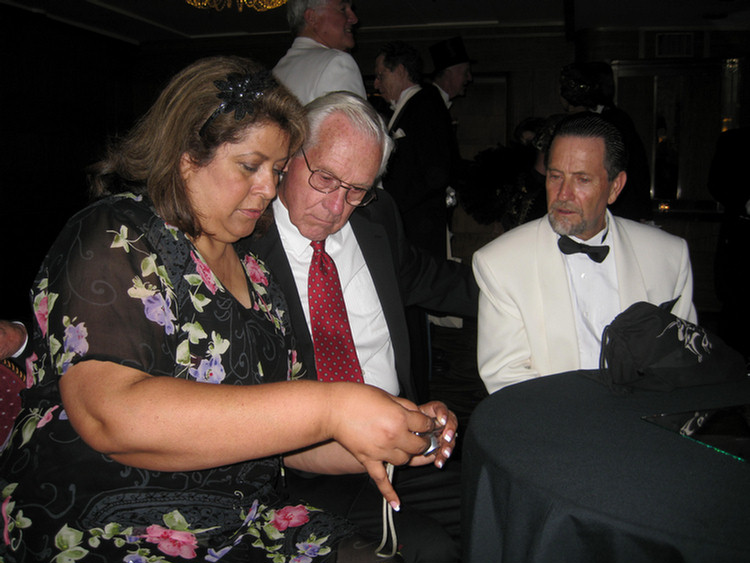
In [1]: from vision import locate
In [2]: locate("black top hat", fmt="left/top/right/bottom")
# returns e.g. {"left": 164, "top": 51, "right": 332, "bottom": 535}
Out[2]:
{"left": 429, "top": 36, "right": 474, "bottom": 74}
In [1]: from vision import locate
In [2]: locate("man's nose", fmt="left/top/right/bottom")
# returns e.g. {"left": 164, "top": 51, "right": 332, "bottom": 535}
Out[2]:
{"left": 347, "top": 6, "right": 358, "bottom": 24}
{"left": 555, "top": 178, "right": 574, "bottom": 201}
{"left": 323, "top": 187, "right": 348, "bottom": 215}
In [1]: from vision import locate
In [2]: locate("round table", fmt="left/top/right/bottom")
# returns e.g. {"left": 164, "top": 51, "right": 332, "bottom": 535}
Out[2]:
{"left": 461, "top": 371, "right": 750, "bottom": 562}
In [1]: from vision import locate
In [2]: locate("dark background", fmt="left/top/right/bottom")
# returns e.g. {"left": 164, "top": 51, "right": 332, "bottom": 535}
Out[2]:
{"left": 2, "top": 0, "right": 750, "bottom": 327}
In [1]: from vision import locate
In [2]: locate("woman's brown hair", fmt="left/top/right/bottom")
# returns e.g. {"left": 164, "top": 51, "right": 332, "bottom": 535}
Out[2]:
{"left": 89, "top": 56, "right": 307, "bottom": 237}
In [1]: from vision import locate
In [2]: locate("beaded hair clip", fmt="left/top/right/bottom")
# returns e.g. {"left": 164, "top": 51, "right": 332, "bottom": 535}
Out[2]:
{"left": 199, "top": 69, "right": 278, "bottom": 137}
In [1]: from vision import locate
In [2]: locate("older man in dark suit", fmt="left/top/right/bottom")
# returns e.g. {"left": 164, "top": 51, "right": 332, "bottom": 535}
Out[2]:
{"left": 246, "top": 92, "right": 474, "bottom": 563}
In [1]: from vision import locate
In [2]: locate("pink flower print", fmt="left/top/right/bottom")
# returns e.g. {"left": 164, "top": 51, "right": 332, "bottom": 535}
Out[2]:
{"left": 2, "top": 496, "right": 12, "bottom": 546}
{"left": 271, "top": 505, "right": 310, "bottom": 532}
{"left": 243, "top": 255, "right": 269, "bottom": 286}
{"left": 35, "top": 294, "right": 50, "bottom": 337}
{"left": 25, "top": 353, "right": 37, "bottom": 389}
{"left": 37, "top": 405, "right": 59, "bottom": 428}
{"left": 191, "top": 251, "right": 218, "bottom": 294}
{"left": 143, "top": 525, "right": 198, "bottom": 559}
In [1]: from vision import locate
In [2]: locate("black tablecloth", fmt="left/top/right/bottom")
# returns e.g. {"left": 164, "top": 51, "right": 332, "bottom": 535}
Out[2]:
{"left": 461, "top": 371, "right": 750, "bottom": 562}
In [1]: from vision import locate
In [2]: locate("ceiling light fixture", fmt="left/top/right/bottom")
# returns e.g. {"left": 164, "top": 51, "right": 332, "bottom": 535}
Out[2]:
{"left": 185, "top": 0, "right": 287, "bottom": 12}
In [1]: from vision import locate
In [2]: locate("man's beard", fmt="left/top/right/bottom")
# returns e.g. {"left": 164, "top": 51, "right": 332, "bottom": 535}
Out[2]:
{"left": 547, "top": 205, "right": 587, "bottom": 238}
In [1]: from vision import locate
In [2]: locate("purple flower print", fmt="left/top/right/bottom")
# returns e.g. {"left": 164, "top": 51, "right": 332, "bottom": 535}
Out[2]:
{"left": 63, "top": 321, "right": 89, "bottom": 357}
{"left": 296, "top": 541, "right": 323, "bottom": 557}
{"left": 142, "top": 293, "right": 176, "bottom": 335}
{"left": 242, "top": 499, "right": 260, "bottom": 527}
{"left": 206, "top": 545, "right": 232, "bottom": 562}
{"left": 189, "top": 355, "right": 226, "bottom": 384}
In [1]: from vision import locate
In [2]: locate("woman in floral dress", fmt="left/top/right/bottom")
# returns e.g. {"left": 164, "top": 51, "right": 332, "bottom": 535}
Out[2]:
{"left": 0, "top": 56, "right": 434, "bottom": 563}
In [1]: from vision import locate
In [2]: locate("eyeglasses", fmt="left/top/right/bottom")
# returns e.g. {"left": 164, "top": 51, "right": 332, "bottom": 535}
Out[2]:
{"left": 300, "top": 149, "right": 377, "bottom": 207}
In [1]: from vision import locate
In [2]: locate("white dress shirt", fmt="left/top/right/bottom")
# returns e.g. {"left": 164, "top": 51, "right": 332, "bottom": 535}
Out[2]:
{"left": 561, "top": 224, "right": 620, "bottom": 369}
{"left": 273, "top": 199, "right": 399, "bottom": 394}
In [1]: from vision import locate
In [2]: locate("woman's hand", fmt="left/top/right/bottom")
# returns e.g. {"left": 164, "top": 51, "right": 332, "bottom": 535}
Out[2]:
{"left": 397, "top": 399, "right": 458, "bottom": 469}
{"left": 325, "top": 383, "right": 437, "bottom": 509}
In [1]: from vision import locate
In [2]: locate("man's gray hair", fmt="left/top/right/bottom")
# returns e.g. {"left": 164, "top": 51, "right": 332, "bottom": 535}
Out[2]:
{"left": 286, "top": 0, "right": 328, "bottom": 35}
{"left": 304, "top": 92, "right": 394, "bottom": 179}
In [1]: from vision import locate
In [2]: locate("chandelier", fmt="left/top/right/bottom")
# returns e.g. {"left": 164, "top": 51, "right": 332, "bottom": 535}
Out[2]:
{"left": 185, "top": 0, "right": 287, "bottom": 12}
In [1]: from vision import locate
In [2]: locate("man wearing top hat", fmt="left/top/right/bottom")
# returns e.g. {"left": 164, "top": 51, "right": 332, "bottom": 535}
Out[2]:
{"left": 429, "top": 36, "right": 474, "bottom": 107}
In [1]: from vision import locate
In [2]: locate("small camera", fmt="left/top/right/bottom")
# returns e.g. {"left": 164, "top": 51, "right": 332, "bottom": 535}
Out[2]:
{"left": 414, "top": 419, "right": 444, "bottom": 456}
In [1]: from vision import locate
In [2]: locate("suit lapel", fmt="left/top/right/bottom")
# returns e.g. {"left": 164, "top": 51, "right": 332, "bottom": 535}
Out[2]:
{"left": 350, "top": 210, "right": 417, "bottom": 400}
{"left": 537, "top": 219, "right": 581, "bottom": 371}
{"left": 388, "top": 86, "right": 422, "bottom": 134}
{"left": 248, "top": 224, "right": 318, "bottom": 380}
{"left": 609, "top": 214, "right": 649, "bottom": 308}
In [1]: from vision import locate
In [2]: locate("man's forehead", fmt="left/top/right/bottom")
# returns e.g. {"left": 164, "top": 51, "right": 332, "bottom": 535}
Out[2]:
{"left": 551, "top": 135, "right": 605, "bottom": 157}
{"left": 308, "top": 115, "right": 381, "bottom": 180}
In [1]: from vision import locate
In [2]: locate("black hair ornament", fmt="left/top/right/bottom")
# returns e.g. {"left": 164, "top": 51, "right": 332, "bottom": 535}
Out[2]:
{"left": 199, "top": 70, "right": 278, "bottom": 137}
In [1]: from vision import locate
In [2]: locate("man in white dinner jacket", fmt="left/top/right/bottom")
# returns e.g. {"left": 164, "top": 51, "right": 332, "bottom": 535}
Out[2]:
{"left": 472, "top": 113, "right": 697, "bottom": 394}
{"left": 273, "top": 0, "right": 366, "bottom": 105}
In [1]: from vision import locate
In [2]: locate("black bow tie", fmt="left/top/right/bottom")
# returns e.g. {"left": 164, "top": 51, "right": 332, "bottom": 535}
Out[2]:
{"left": 557, "top": 235, "right": 610, "bottom": 263}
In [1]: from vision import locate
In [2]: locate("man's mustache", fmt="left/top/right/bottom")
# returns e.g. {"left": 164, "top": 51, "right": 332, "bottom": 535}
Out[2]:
{"left": 550, "top": 202, "right": 581, "bottom": 214}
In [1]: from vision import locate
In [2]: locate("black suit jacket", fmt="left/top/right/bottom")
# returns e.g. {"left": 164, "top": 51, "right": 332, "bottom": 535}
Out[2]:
{"left": 382, "top": 84, "right": 461, "bottom": 258}
{"left": 245, "top": 191, "right": 478, "bottom": 402}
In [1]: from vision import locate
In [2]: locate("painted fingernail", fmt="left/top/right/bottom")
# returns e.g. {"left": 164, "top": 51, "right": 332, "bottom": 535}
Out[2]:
{"left": 439, "top": 416, "right": 447, "bottom": 425}
{"left": 444, "top": 431, "right": 454, "bottom": 443}
{"left": 390, "top": 501, "right": 401, "bottom": 512}
{"left": 436, "top": 459, "right": 444, "bottom": 469}
{"left": 443, "top": 448, "right": 452, "bottom": 458}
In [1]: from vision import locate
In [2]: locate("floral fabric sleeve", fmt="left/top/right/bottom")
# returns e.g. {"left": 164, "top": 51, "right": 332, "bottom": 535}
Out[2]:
{"left": 29, "top": 195, "right": 184, "bottom": 384}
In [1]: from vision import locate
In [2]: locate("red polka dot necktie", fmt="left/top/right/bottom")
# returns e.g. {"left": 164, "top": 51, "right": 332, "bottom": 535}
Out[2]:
{"left": 308, "top": 240, "right": 363, "bottom": 383}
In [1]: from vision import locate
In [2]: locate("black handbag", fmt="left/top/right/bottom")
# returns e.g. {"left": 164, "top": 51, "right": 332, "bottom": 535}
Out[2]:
{"left": 594, "top": 299, "right": 747, "bottom": 392}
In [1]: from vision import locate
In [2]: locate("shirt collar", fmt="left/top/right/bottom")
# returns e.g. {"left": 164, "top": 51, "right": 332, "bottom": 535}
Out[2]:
{"left": 388, "top": 84, "right": 421, "bottom": 129}
{"left": 272, "top": 197, "right": 349, "bottom": 258}
{"left": 433, "top": 83, "right": 452, "bottom": 108}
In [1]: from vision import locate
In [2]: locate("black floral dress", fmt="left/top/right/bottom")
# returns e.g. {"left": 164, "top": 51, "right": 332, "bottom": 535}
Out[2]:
{"left": 0, "top": 193, "right": 354, "bottom": 563}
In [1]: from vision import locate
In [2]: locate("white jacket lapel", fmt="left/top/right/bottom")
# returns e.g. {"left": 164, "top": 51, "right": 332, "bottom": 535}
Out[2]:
{"left": 537, "top": 218, "right": 581, "bottom": 372}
